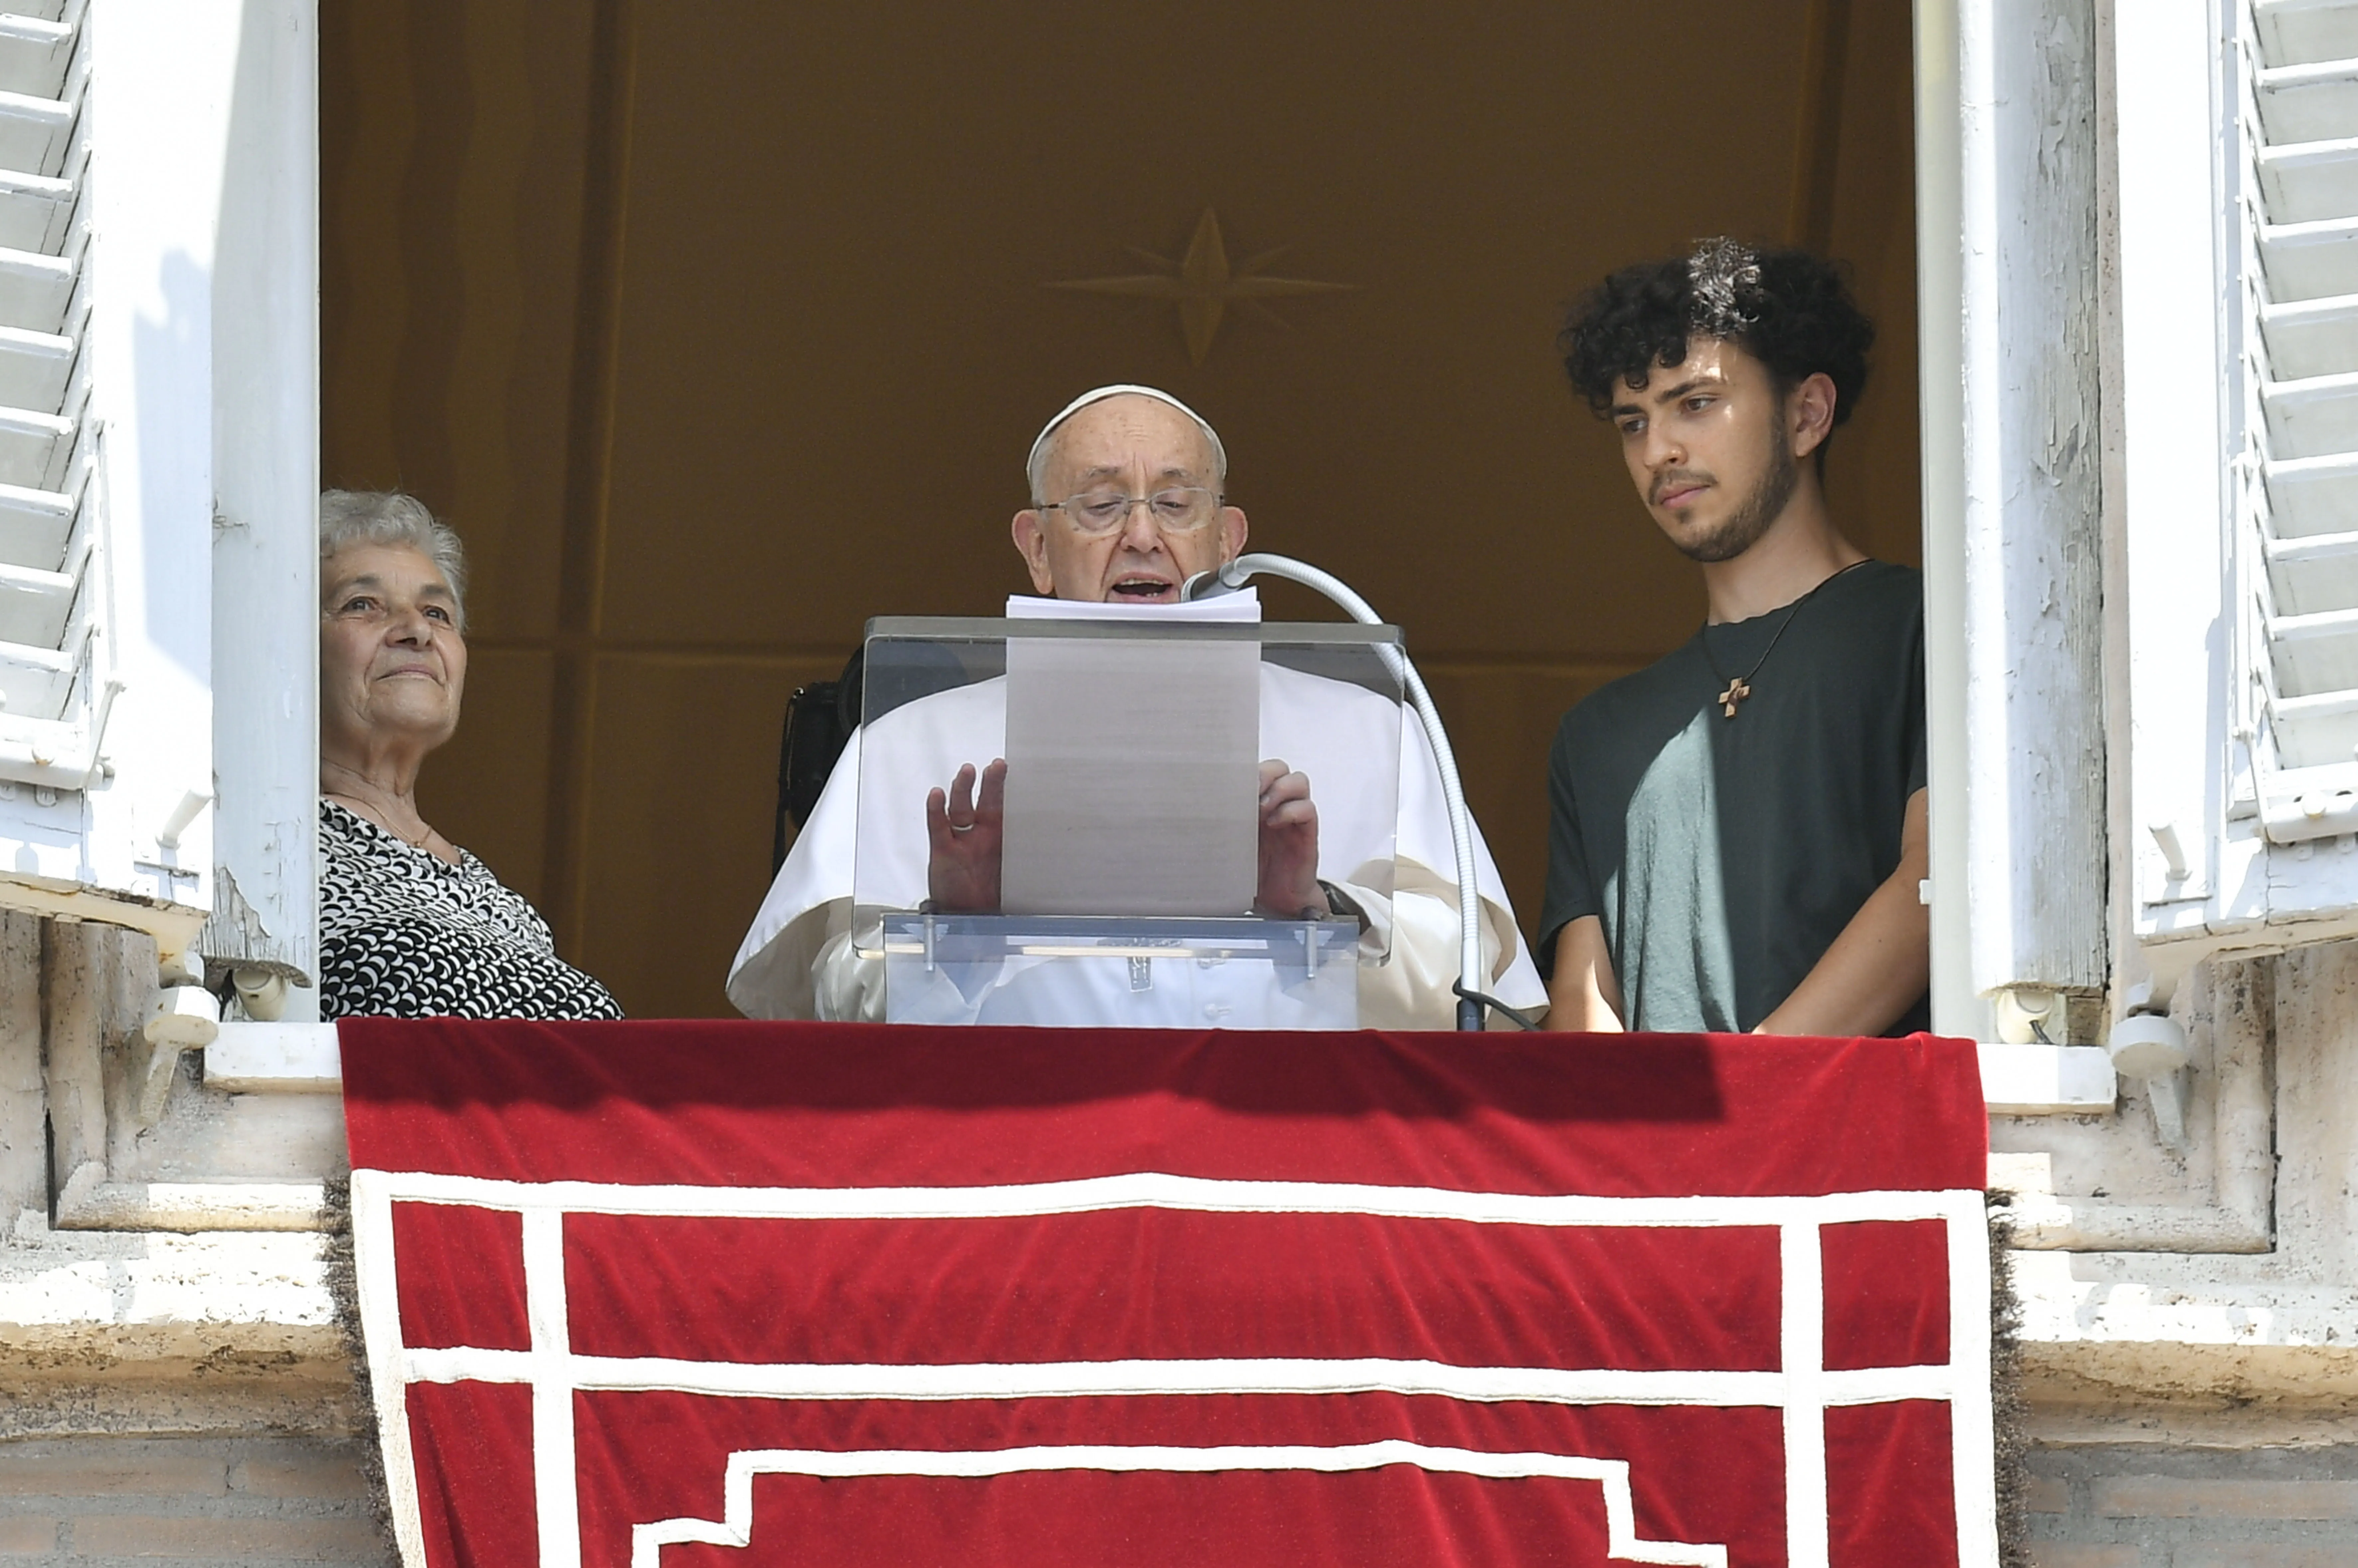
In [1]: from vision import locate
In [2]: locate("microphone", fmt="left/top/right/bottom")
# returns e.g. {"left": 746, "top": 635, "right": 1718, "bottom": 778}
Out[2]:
{"left": 1184, "top": 554, "right": 1522, "bottom": 1031}
{"left": 1178, "top": 562, "right": 1253, "bottom": 600}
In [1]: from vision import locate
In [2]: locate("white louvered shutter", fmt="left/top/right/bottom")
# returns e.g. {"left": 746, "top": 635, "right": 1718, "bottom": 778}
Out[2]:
{"left": 0, "top": 1, "right": 316, "bottom": 973}
{"left": 2233, "top": 0, "right": 2358, "bottom": 930}
{"left": 2117, "top": 0, "right": 2358, "bottom": 962}
{"left": 2248, "top": 2, "right": 2358, "bottom": 823}
{"left": 0, "top": 2, "right": 100, "bottom": 796}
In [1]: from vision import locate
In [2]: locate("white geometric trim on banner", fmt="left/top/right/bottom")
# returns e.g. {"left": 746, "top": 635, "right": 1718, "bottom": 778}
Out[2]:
{"left": 347, "top": 1169, "right": 1999, "bottom": 1568}
{"left": 629, "top": 1442, "right": 1733, "bottom": 1568}
{"left": 398, "top": 1347, "right": 1958, "bottom": 1409}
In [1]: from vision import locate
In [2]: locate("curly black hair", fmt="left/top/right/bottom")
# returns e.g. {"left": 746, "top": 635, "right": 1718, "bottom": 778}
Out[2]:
{"left": 1560, "top": 238, "right": 1875, "bottom": 453}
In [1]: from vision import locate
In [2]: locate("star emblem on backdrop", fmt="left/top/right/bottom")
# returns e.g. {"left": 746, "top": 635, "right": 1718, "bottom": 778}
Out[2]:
{"left": 1049, "top": 208, "right": 1354, "bottom": 365}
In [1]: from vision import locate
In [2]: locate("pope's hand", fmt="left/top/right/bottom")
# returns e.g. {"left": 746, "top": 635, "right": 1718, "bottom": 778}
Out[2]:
{"left": 926, "top": 759, "right": 1006, "bottom": 913}
{"left": 1253, "top": 758, "right": 1323, "bottom": 918}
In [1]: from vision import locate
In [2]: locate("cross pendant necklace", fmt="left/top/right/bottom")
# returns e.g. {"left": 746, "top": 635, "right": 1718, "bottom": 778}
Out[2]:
{"left": 1698, "top": 560, "right": 1872, "bottom": 720}
{"left": 1701, "top": 613, "right": 1798, "bottom": 722}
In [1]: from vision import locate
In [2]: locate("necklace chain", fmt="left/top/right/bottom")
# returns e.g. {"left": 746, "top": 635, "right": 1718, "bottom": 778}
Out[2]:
{"left": 1697, "top": 559, "right": 1872, "bottom": 719}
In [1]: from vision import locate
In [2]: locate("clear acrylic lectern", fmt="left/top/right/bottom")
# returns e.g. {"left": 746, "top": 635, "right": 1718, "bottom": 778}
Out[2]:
{"left": 851, "top": 614, "right": 1405, "bottom": 1028}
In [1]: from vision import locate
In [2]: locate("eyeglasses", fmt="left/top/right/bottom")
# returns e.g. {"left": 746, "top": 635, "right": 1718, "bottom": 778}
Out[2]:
{"left": 1042, "top": 486, "right": 1222, "bottom": 536}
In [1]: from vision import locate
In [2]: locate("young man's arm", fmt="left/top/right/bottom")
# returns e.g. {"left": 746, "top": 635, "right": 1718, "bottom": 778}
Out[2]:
{"left": 1754, "top": 787, "right": 1930, "bottom": 1037}
{"left": 1545, "top": 916, "right": 1627, "bottom": 1032}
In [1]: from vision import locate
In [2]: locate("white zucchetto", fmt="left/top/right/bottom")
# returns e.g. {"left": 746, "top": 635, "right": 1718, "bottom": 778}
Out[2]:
{"left": 1025, "top": 384, "right": 1227, "bottom": 486}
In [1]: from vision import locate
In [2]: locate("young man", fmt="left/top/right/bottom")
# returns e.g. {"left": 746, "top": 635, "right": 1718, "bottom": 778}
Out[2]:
{"left": 1542, "top": 239, "right": 1928, "bottom": 1036}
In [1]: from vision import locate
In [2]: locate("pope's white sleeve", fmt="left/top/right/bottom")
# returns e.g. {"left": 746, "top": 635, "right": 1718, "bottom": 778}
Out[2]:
{"left": 810, "top": 915, "right": 888, "bottom": 1023}
{"left": 1339, "top": 855, "right": 1547, "bottom": 1030}
{"left": 811, "top": 907, "right": 1001, "bottom": 1025}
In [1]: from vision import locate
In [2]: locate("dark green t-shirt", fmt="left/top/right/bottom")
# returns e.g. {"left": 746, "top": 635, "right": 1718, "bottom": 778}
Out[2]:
{"left": 1539, "top": 560, "right": 1928, "bottom": 1034}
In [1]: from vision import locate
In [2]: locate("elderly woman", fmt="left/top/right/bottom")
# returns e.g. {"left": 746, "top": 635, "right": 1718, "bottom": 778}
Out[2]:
{"left": 317, "top": 489, "right": 621, "bottom": 1019}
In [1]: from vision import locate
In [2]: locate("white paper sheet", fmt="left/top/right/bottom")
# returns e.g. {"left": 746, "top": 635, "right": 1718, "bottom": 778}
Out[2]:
{"left": 999, "top": 592, "right": 1262, "bottom": 916}
{"left": 1003, "top": 588, "right": 1261, "bottom": 623}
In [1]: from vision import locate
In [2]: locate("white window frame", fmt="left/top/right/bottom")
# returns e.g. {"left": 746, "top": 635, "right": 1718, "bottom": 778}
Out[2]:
{"left": 0, "top": 1, "right": 317, "bottom": 995}
{"left": 2106, "top": 0, "right": 2358, "bottom": 1003}
{"left": 1915, "top": 0, "right": 2116, "bottom": 1043}
{"left": 205, "top": 0, "right": 319, "bottom": 1008}
{"left": 1918, "top": 0, "right": 2358, "bottom": 1047}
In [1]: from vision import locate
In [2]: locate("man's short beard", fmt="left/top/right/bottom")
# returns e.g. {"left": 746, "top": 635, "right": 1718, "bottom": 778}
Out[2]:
{"left": 1675, "top": 419, "right": 1798, "bottom": 564}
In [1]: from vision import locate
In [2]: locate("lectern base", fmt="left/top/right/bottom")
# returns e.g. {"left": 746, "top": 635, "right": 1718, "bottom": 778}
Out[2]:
{"left": 875, "top": 912, "right": 1362, "bottom": 1028}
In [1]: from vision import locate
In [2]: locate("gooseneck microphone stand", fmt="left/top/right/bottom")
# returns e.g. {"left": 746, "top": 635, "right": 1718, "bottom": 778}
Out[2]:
{"left": 1182, "top": 554, "right": 1530, "bottom": 1032}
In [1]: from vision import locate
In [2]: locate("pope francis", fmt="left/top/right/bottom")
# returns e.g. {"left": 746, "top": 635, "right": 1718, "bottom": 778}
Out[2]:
{"left": 726, "top": 385, "right": 1546, "bottom": 1028}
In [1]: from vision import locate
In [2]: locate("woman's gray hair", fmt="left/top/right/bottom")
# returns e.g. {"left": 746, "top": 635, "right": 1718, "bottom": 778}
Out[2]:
{"left": 319, "top": 489, "right": 468, "bottom": 627}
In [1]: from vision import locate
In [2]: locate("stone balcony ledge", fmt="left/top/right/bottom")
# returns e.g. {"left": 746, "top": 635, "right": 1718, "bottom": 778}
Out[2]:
{"left": 0, "top": 1211, "right": 352, "bottom": 1437}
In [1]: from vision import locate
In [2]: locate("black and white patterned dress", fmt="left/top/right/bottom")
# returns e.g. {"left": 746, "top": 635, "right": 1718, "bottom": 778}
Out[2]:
{"left": 318, "top": 799, "right": 623, "bottom": 1020}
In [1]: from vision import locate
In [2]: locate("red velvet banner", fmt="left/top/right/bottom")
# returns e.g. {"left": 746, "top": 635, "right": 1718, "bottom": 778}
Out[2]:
{"left": 341, "top": 1022, "right": 1994, "bottom": 1568}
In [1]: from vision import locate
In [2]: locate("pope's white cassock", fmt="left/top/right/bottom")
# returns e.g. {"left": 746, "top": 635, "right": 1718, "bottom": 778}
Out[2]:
{"left": 728, "top": 629, "right": 1546, "bottom": 1030}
